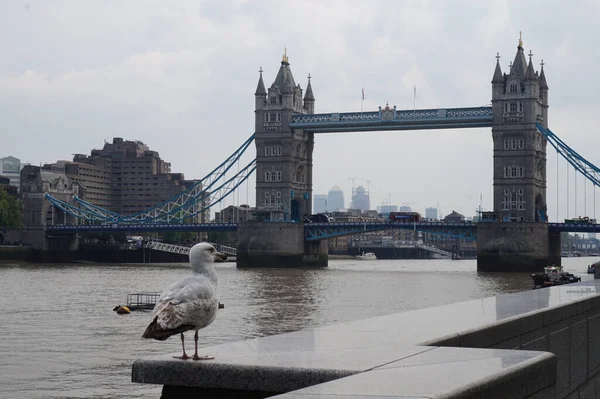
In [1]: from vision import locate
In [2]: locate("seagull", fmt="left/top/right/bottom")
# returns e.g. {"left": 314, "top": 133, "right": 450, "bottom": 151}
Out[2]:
{"left": 142, "top": 242, "right": 227, "bottom": 360}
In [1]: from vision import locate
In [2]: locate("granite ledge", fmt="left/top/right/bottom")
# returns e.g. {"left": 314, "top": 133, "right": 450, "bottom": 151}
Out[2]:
{"left": 271, "top": 349, "right": 556, "bottom": 399}
{"left": 133, "top": 280, "right": 599, "bottom": 396}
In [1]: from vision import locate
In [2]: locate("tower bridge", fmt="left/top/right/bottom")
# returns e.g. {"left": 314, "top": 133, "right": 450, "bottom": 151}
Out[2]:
{"left": 42, "top": 35, "right": 600, "bottom": 272}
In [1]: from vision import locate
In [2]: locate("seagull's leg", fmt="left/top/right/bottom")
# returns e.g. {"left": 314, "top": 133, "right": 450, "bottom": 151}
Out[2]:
{"left": 173, "top": 333, "right": 190, "bottom": 360}
{"left": 193, "top": 329, "right": 214, "bottom": 361}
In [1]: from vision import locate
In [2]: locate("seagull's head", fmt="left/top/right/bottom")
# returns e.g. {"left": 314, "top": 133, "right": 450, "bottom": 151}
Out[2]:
{"left": 190, "top": 242, "right": 228, "bottom": 266}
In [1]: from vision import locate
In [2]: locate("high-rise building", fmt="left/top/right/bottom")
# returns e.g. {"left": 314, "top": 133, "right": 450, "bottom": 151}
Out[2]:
{"left": 399, "top": 205, "right": 412, "bottom": 212}
{"left": 425, "top": 207, "right": 438, "bottom": 220}
{"left": 351, "top": 185, "right": 370, "bottom": 211}
{"left": 1, "top": 156, "right": 29, "bottom": 192}
{"left": 45, "top": 138, "right": 206, "bottom": 222}
{"left": 327, "top": 185, "right": 344, "bottom": 211}
{"left": 314, "top": 194, "right": 327, "bottom": 213}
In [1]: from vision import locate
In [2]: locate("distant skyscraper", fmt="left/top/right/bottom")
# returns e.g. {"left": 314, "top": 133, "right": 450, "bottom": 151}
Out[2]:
{"left": 314, "top": 194, "right": 327, "bottom": 213}
{"left": 0, "top": 156, "right": 29, "bottom": 192}
{"left": 399, "top": 205, "right": 412, "bottom": 212}
{"left": 425, "top": 207, "right": 438, "bottom": 220}
{"left": 327, "top": 185, "right": 344, "bottom": 211}
{"left": 351, "top": 185, "right": 370, "bottom": 211}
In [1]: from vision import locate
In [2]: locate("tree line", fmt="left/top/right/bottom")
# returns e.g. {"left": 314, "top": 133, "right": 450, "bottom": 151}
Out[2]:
{"left": 0, "top": 189, "right": 22, "bottom": 229}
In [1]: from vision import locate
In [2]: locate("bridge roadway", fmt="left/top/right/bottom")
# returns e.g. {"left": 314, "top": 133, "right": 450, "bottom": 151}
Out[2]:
{"left": 44, "top": 221, "right": 600, "bottom": 239}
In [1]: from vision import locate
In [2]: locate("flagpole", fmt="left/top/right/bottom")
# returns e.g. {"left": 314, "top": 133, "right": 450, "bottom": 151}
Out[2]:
{"left": 413, "top": 84, "right": 416, "bottom": 114}
{"left": 361, "top": 87, "right": 364, "bottom": 114}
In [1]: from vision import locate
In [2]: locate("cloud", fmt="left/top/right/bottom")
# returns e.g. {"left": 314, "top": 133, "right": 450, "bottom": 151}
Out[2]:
{"left": 1, "top": 0, "right": 600, "bottom": 219}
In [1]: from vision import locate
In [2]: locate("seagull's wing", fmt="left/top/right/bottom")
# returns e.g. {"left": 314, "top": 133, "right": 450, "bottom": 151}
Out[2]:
{"left": 151, "top": 275, "right": 217, "bottom": 331}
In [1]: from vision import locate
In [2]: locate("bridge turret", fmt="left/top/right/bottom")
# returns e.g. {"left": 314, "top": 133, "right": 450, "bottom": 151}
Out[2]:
{"left": 491, "top": 53, "right": 504, "bottom": 98}
{"left": 303, "top": 74, "right": 315, "bottom": 114}
{"left": 524, "top": 54, "right": 539, "bottom": 99}
{"left": 539, "top": 62, "right": 549, "bottom": 127}
{"left": 254, "top": 67, "right": 267, "bottom": 108}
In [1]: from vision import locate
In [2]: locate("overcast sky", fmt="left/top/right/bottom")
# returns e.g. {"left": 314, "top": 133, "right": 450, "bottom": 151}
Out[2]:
{"left": 2, "top": 0, "right": 600, "bottom": 221}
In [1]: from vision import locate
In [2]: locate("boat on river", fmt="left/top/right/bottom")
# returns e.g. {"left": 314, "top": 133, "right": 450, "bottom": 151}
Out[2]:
{"left": 356, "top": 252, "right": 377, "bottom": 260}
{"left": 531, "top": 265, "right": 581, "bottom": 289}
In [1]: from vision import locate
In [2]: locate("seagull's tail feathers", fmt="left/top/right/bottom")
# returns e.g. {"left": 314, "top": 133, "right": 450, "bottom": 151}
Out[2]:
{"left": 142, "top": 316, "right": 194, "bottom": 341}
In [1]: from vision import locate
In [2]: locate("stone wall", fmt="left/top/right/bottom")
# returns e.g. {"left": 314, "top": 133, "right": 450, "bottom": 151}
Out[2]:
{"left": 477, "top": 222, "right": 554, "bottom": 272}
{"left": 237, "top": 221, "right": 327, "bottom": 267}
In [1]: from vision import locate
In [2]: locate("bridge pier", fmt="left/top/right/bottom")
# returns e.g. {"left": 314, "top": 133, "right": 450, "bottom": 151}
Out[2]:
{"left": 236, "top": 222, "right": 327, "bottom": 268}
{"left": 476, "top": 222, "right": 559, "bottom": 272}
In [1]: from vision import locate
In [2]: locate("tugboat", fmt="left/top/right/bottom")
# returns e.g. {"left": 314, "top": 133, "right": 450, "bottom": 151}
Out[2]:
{"left": 531, "top": 265, "right": 581, "bottom": 289}
{"left": 588, "top": 264, "right": 597, "bottom": 274}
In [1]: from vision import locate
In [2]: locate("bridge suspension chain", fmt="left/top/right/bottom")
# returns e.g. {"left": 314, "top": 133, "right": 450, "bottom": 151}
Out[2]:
{"left": 121, "top": 159, "right": 256, "bottom": 223}
{"left": 45, "top": 134, "right": 255, "bottom": 224}
{"left": 538, "top": 123, "right": 600, "bottom": 221}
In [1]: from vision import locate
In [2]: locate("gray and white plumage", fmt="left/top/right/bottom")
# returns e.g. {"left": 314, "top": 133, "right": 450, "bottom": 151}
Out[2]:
{"left": 142, "top": 243, "right": 226, "bottom": 346}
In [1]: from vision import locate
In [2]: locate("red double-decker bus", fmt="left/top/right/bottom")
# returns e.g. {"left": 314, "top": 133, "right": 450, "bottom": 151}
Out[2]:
{"left": 388, "top": 212, "right": 421, "bottom": 222}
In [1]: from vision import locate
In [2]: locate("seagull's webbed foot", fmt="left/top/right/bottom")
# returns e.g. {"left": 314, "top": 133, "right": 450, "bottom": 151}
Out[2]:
{"left": 192, "top": 330, "right": 215, "bottom": 360}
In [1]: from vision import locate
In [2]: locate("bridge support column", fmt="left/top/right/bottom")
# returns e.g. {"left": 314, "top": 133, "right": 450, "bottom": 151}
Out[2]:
{"left": 236, "top": 222, "right": 327, "bottom": 268}
{"left": 548, "top": 231, "right": 562, "bottom": 267}
{"left": 477, "top": 222, "right": 554, "bottom": 272}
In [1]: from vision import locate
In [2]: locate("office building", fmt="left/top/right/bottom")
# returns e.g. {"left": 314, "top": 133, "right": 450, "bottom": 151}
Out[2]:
{"left": 314, "top": 194, "right": 327, "bottom": 213}
{"left": 351, "top": 185, "right": 370, "bottom": 211}
{"left": 425, "top": 207, "right": 438, "bottom": 220}
{"left": 327, "top": 185, "right": 345, "bottom": 211}
{"left": 0, "top": 156, "right": 29, "bottom": 192}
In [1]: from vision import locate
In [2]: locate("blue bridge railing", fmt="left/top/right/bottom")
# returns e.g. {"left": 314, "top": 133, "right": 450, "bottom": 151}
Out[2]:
{"left": 289, "top": 106, "right": 493, "bottom": 133}
{"left": 44, "top": 221, "right": 600, "bottom": 236}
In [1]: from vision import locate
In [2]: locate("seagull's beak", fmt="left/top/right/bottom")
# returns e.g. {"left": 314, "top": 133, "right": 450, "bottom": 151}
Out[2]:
{"left": 214, "top": 252, "right": 228, "bottom": 262}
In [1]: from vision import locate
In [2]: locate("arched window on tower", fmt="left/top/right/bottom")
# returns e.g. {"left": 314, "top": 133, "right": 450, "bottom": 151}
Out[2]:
{"left": 296, "top": 165, "right": 304, "bottom": 184}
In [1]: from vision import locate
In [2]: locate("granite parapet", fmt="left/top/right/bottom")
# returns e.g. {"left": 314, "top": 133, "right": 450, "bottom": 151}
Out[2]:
{"left": 133, "top": 280, "right": 600, "bottom": 398}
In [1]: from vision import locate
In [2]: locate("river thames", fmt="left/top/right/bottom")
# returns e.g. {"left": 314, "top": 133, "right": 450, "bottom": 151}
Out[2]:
{"left": 0, "top": 257, "right": 595, "bottom": 398}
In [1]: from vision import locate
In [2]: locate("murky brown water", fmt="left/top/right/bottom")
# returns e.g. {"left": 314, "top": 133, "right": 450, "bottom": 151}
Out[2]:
{"left": 0, "top": 257, "right": 595, "bottom": 398}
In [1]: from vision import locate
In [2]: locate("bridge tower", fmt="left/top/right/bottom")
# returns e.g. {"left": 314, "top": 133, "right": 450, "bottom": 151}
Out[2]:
{"left": 253, "top": 50, "right": 315, "bottom": 221}
{"left": 478, "top": 34, "right": 559, "bottom": 271}
{"left": 491, "top": 33, "right": 549, "bottom": 222}
{"left": 237, "top": 51, "right": 327, "bottom": 268}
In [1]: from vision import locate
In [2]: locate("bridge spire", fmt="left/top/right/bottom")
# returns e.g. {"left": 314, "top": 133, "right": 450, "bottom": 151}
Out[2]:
{"left": 518, "top": 31, "right": 523, "bottom": 49}
{"left": 525, "top": 51, "right": 537, "bottom": 82}
{"left": 282, "top": 47, "right": 289, "bottom": 65}
{"left": 304, "top": 73, "right": 315, "bottom": 102}
{"left": 254, "top": 66, "right": 267, "bottom": 96}
{"left": 492, "top": 52, "right": 503, "bottom": 83}
{"left": 539, "top": 59, "right": 549, "bottom": 90}
{"left": 511, "top": 32, "right": 527, "bottom": 80}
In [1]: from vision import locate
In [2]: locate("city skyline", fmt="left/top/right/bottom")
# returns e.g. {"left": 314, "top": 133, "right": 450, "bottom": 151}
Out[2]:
{"left": 2, "top": 1, "right": 600, "bottom": 220}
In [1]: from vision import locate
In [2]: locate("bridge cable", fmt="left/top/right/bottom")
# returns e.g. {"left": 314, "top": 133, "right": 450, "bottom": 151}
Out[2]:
{"left": 567, "top": 161, "right": 570, "bottom": 219}
{"left": 585, "top": 176, "right": 587, "bottom": 218}
{"left": 556, "top": 148, "right": 559, "bottom": 222}
{"left": 236, "top": 157, "right": 240, "bottom": 222}
{"left": 575, "top": 166, "right": 578, "bottom": 217}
